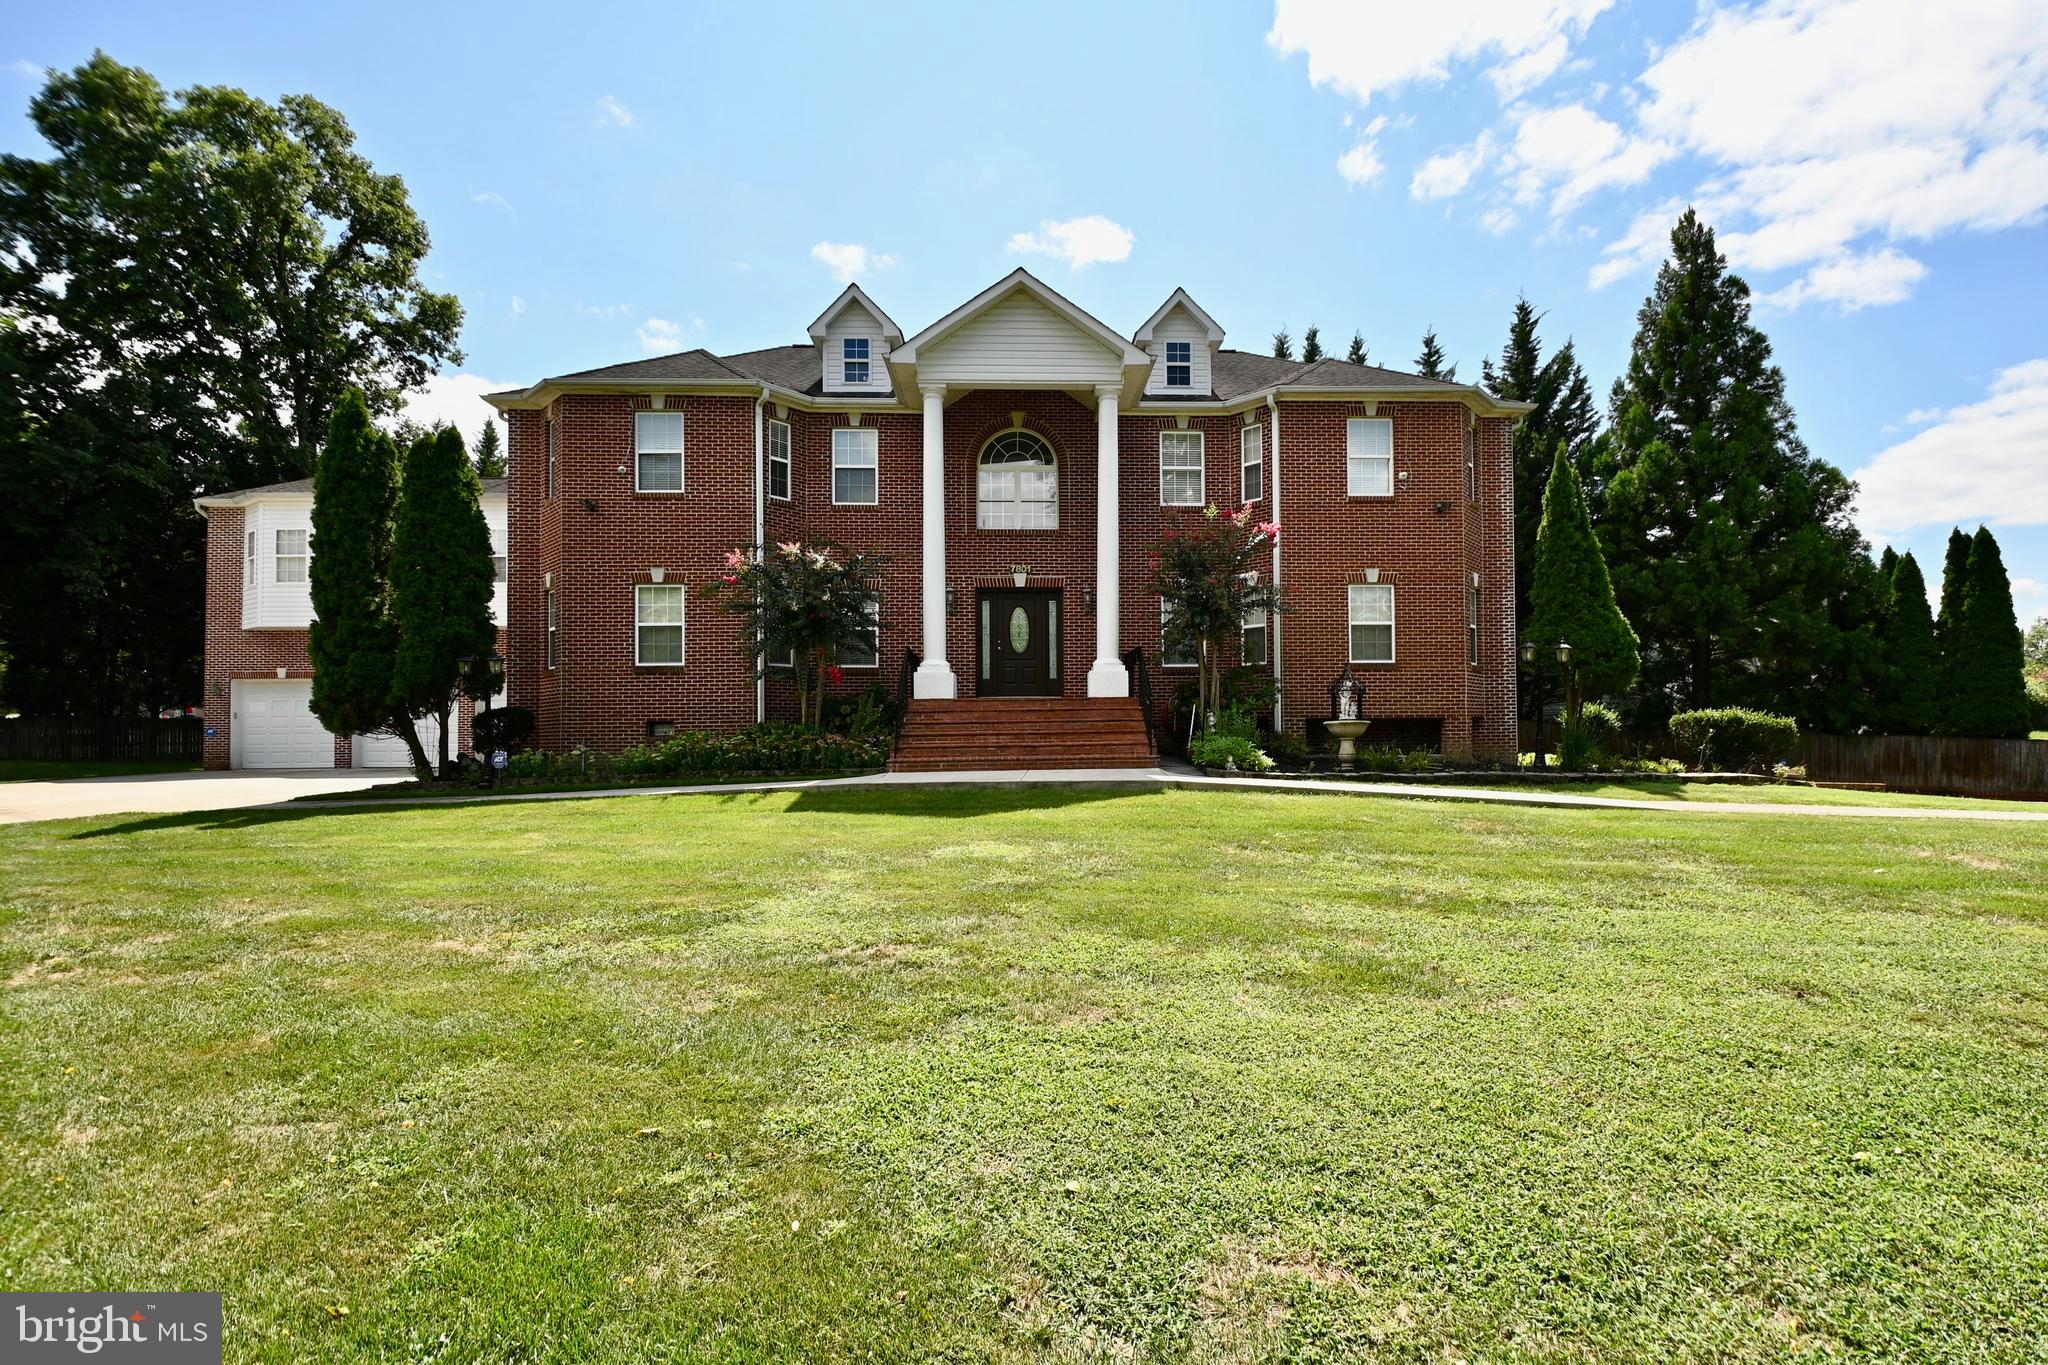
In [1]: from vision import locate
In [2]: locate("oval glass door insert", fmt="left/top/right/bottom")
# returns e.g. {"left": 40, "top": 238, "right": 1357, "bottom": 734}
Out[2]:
{"left": 1008, "top": 605, "right": 1030, "bottom": 654}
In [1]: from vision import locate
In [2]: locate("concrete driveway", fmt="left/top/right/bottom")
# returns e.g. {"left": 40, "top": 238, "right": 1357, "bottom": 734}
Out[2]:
{"left": 0, "top": 769, "right": 411, "bottom": 825}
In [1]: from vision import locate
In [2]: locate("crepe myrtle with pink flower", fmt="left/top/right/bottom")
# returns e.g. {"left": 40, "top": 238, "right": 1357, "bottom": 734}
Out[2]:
{"left": 1151, "top": 503, "right": 1284, "bottom": 730}
{"left": 701, "top": 540, "right": 887, "bottom": 727}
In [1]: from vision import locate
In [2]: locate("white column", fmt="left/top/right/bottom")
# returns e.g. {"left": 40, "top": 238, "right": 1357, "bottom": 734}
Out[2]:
{"left": 912, "top": 383, "right": 957, "bottom": 698}
{"left": 1086, "top": 385, "right": 1129, "bottom": 697}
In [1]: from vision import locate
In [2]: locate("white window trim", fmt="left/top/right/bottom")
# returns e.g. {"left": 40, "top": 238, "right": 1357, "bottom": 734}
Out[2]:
{"left": 837, "top": 599, "right": 881, "bottom": 669}
{"left": 1164, "top": 340, "right": 1193, "bottom": 389}
{"left": 832, "top": 427, "right": 879, "bottom": 506}
{"left": 1346, "top": 417, "right": 1394, "bottom": 498}
{"left": 546, "top": 416, "right": 559, "bottom": 499}
{"left": 767, "top": 418, "right": 792, "bottom": 501}
{"left": 976, "top": 430, "right": 1060, "bottom": 531}
{"left": 1159, "top": 430, "right": 1205, "bottom": 507}
{"left": 1466, "top": 420, "right": 1479, "bottom": 502}
{"left": 634, "top": 582, "right": 687, "bottom": 667}
{"left": 274, "top": 528, "right": 308, "bottom": 584}
{"left": 634, "top": 410, "right": 686, "bottom": 494}
{"left": 244, "top": 531, "right": 256, "bottom": 588}
{"left": 841, "top": 336, "right": 871, "bottom": 387}
{"left": 1348, "top": 584, "right": 1396, "bottom": 664}
{"left": 545, "top": 588, "right": 558, "bottom": 670}
{"left": 1241, "top": 423, "right": 1263, "bottom": 503}
{"left": 1160, "top": 597, "right": 1197, "bottom": 668}
{"left": 1468, "top": 579, "right": 1481, "bottom": 667}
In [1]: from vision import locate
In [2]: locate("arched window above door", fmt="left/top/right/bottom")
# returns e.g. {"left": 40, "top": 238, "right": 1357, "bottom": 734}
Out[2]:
{"left": 977, "top": 430, "right": 1058, "bottom": 530}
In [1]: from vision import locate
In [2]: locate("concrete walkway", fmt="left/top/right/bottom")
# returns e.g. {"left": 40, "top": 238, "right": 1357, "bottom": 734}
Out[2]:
{"left": 256, "top": 766, "right": 2048, "bottom": 823}
{"left": 0, "top": 768, "right": 410, "bottom": 825}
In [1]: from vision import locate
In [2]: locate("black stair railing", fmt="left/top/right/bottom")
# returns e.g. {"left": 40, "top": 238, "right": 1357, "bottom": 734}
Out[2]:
{"left": 1121, "top": 646, "right": 1156, "bottom": 755}
{"left": 893, "top": 646, "right": 922, "bottom": 749}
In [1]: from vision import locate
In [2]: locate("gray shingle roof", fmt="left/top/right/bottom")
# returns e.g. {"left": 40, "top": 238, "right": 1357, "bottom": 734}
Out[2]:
{"left": 551, "top": 350, "right": 748, "bottom": 383}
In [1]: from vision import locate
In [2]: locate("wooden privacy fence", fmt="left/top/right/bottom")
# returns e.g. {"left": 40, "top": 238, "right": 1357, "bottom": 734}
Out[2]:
{"left": 0, "top": 717, "right": 205, "bottom": 763}
{"left": 1804, "top": 732, "right": 2048, "bottom": 799}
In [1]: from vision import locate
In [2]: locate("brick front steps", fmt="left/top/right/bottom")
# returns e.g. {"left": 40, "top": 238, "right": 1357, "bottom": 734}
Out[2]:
{"left": 889, "top": 697, "right": 1156, "bottom": 772}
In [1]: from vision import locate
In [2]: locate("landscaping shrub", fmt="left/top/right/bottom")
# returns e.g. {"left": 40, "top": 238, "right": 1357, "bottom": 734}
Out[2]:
{"left": 1668, "top": 708, "right": 1800, "bottom": 772}
{"left": 820, "top": 684, "right": 899, "bottom": 739}
{"left": 1351, "top": 745, "right": 1435, "bottom": 774}
{"left": 610, "top": 723, "right": 889, "bottom": 778}
{"left": 1260, "top": 730, "right": 1310, "bottom": 768}
{"left": 1188, "top": 733, "right": 1274, "bottom": 771}
{"left": 1556, "top": 723, "right": 1602, "bottom": 773}
{"left": 472, "top": 706, "right": 535, "bottom": 754}
{"left": 1576, "top": 701, "right": 1622, "bottom": 754}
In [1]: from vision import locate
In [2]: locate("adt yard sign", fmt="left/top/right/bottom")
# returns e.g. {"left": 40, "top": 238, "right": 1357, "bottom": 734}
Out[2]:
{"left": 492, "top": 750, "right": 509, "bottom": 770}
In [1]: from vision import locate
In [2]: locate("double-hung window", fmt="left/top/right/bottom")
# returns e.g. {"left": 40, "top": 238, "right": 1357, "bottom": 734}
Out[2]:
{"left": 635, "top": 411, "right": 684, "bottom": 493}
{"left": 767, "top": 418, "right": 791, "bottom": 500}
{"left": 832, "top": 427, "right": 879, "bottom": 505}
{"left": 1241, "top": 424, "right": 1263, "bottom": 502}
{"left": 1241, "top": 605, "right": 1268, "bottom": 665}
{"left": 1346, "top": 417, "right": 1393, "bottom": 496}
{"left": 635, "top": 583, "right": 685, "bottom": 665}
{"left": 838, "top": 598, "right": 880, "bottom": 668}
{"left": 1468, "top": 579, "right": 1481, "bottom": 666}
{"left": 244, "top": 531, "right": 256, "bottom": 587}
{"left": 492, "top": 554, "right": 507, "bottom": 584}
{"left": 275, "top": 528, "right": 308, "bottom": 583}
{"left": 1160, "top": 597, "right": 1197, "bottom": 668}
{"left": 1348, "top": 584, "right": 1395, "bottom": 663}
{"left": 842, "top": 337, "right": 870, "bottom": 385}
{"left": 1159, "top": 430, "right": 1204, "bottom": 506}
{"left": 545, "top": 588, "right": 559, "bottom": 669}
{"left": 1164, "top": 340, "right": 1192, "bottom": 388}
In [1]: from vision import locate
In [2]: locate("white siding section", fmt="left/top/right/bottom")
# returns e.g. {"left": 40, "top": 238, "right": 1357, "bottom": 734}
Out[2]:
{"left": 917, "top": 290, "right": 1124, "bottom": 386}
{"left": 822, "top": 300, "right": 893, "bottom": 394}
{"left": 243, "top": 500, "right": 316, "bottom": 629}
{"left": 1143, "top": 306, "right": 1213, "bottom": 396}
{"left": 484, "top": 496, "right": 508, "bottom": 626}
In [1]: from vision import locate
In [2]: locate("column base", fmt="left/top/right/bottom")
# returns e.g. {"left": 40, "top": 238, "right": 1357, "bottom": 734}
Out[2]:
{"left": 911, "top": 659, "right": 958, "bottom": 700}
{"left": 1086, "top": 658, "right": 1130, "bottom": 698}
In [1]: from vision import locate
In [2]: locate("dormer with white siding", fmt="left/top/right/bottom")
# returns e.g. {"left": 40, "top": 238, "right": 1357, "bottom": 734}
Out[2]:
{"left": 807, "top": 284, "right": 903, "bottom": 396}
{"left": 1134, "top": 289, "right": 1226, "bottom": 397}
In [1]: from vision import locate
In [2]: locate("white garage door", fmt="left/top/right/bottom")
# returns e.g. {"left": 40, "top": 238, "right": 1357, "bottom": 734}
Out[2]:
{"left": 353, "top": 712, "right": 452, "bottom": 769}
{"left": 233, "top": 680, "right": 333, "bottom": 769}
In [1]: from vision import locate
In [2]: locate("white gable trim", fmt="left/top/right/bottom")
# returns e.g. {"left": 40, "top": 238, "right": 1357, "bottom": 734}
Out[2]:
{"left": 890, "top": 268, "right": 1149, "bottom": 369}
{"left": 806, "top": 283, "right": 903, "bottom": 345}
{"left": 1133, "top": 288, "right": 1225, "bottom": 345}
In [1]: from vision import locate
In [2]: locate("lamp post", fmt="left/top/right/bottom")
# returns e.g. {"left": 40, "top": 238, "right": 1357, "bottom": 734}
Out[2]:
{"left": 458, "top": 651, "right": 507, "bottom": 786}
{"left": 1519, "top": 639, "right": 1573, "bottom": 770}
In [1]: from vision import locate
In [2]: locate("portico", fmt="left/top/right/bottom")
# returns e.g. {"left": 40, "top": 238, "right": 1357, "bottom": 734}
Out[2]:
{"left": 883, "top": 270, "right": 1153, "bottom": 700}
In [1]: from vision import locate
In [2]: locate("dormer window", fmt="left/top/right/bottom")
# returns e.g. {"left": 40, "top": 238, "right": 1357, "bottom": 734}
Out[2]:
{"left": 1165, "top": 341, "right": 1192, "bottom": 388}
{"left": 842, "top": 337, "right": 870, "bottom": 385}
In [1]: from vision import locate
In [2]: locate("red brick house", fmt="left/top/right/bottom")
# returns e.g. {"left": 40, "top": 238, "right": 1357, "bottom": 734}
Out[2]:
{"left": 196, "top": 269, "right": 1525, "bottom": 768}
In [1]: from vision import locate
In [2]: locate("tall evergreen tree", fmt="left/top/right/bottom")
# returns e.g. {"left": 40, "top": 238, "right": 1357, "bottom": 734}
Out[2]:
{"left": 1527, "top": 445, "right": 1638, "bottom": 725}
{"left": 389, "top": 426, "right": 497, "bottom": 775}
{"left": 1935, "top": 526, "right": 1972, "bottom": 677}
{"left": 1591, "top": 208, "right": 1880, "bottom": 729}
{"left": 1944, "top": 527, "right": 2031, "bottom": 737}
{"left": 1414, "top": 328, "right": 1456, "bottom": 381}
{"left": 1879, "top": 551, "right": 1940, "bottom": 734}
{"left": 1877, "top": 544, "right": 1898, "bottom": 594}
{"left": 1480, "top": 297, "right": 1599, "bottom": 646}
{"left": 474, "top": 420, "right": 505, "bottom": 478}
{"left": 1300, "top": 325, "right": 1324, "bottom": 363}
{"left": 1271, "top": 330, "right": 1294, "bottom": 361}
{"left": 1346, "top": 331, "right": 1368, "bottom": 365}
{"left": 309, "top": 389, "right": 430, "bottom": 771}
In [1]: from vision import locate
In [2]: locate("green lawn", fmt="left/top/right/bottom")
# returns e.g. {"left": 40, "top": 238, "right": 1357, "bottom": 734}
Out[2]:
{"left": 1542, "top": 778, "right": 2048, "bottom": 812}
{"left": 0, "top": 758, "right": 201, "bottom": 782}
{"left": 3, "top": 790, "right": 2044, "bottom": 1361}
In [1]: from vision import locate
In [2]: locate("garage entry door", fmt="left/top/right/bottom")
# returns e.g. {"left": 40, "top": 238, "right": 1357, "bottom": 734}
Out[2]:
{"left": 233, "top": 679, "right": 333, "bottom": 769}
{"left": 353, "top": 712, "right": 451, "bottom": 769}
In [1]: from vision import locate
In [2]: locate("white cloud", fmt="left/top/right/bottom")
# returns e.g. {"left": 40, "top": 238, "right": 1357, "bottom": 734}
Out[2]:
{"left": 1005, "top": 215, "right": 1135, "bottom": 269}
{"left": 810, "top": 241, "right": 898, "bottom": 284}
{"left": 1477, "top": 205, "right": 1520, "bottom": 236}
{"left": 1852, "top": 359, "right": 2048, "bottom": 537}
{"left": 11, "top": 59, "right": 40, "bottom": 78}
{"left": 594, "top": 95, "right": 635, "bottom": 129}
{"left": 471, "top": 190, "right": 513, "bottom": 213}
{"left": 1588, "top": 199, "right": 1688, "bottom": 289}
{"left": 1761, "top": 246, "right": 1928, "bottom": 312}
{"left": 638, "top": 318, "right": 684, "bottom": 353}
{"left": 1411, "top": 131, "right": 1493, "bottom": 200}
{"left": 1587, "top": 0, "right": 2048, "bottom": 302}
{"left": 1336, "top": 140, "right": 1384, "bottom": 187}
{"left": 398, "top": 372, "right": 512, "bottom": 447}
{"left": 508, "top": 295, "right": 526, "bottom": 318}
{"left": 575, "top": 301, "right": 634, "bottom": 318}
{"left": 1504, "top": 104, "right": 1671, "bottom": 214}
{"left": 1267, "top": 0, "right": 1613, "bottom": 105}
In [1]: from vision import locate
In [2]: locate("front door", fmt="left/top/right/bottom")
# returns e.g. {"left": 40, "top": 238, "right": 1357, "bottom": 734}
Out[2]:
{"left": 979, "top": 589, "right": 1061, "bottom": 697}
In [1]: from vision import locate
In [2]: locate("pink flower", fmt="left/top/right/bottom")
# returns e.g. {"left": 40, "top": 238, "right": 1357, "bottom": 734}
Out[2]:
{"left": 825, "top": 665, "right": 845, "bottom": 687}
{"left": 724, "top": 547, "right": 746, "bottom": 569}
{"left": 777, "top": 540, "right": 803, "bottom": 558}
{"left": 720, "top": 574, "right": 739, "bottom": 586}
{"left": 1256, "top": 522, "right": 1281, "bottom": 540}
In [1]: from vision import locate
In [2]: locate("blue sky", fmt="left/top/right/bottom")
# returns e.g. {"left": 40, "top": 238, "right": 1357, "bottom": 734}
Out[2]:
{"left": 10, "top": 0, "right": 2048, "bottom": 624}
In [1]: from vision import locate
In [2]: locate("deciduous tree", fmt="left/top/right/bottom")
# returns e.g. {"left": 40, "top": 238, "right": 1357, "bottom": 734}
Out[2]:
{"left": 701, "top": 541, "right": 886, "bottom": 727}
{"left": 1150, "top": 504, "right": 1284, "bottom": 730}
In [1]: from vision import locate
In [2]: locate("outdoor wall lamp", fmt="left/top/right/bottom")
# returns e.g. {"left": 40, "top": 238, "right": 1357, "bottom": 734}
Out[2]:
{"left": 945, "top": 583, "right": 957, "bottom": 614}
{"left": 1082, "top": 586, "right": 1096, "bottom": 614}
